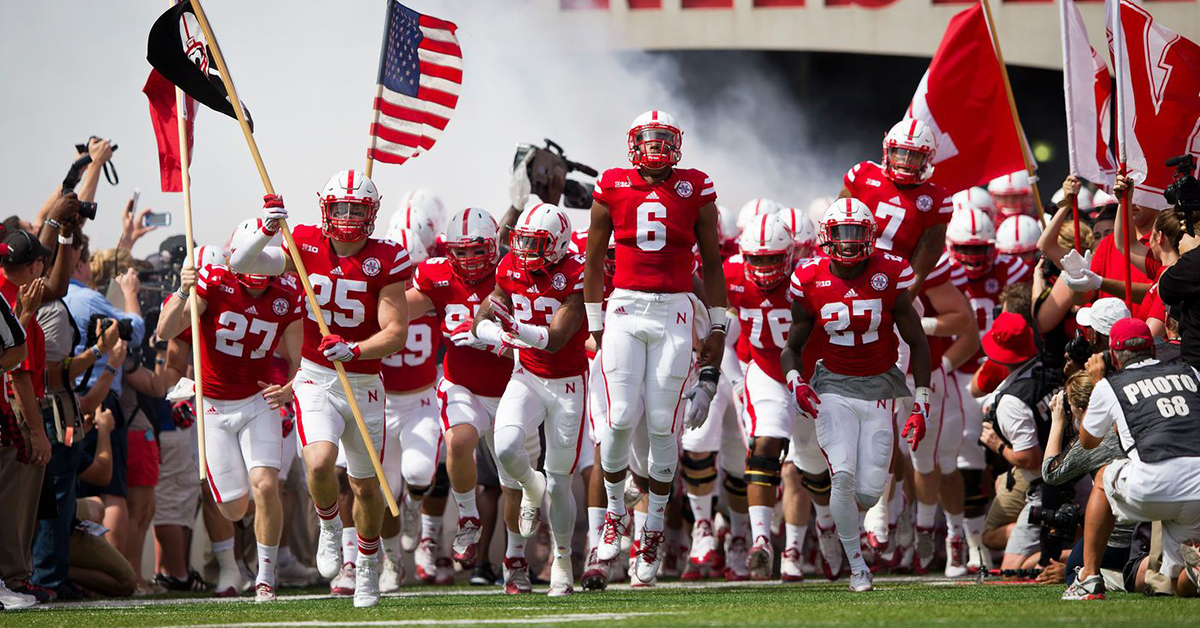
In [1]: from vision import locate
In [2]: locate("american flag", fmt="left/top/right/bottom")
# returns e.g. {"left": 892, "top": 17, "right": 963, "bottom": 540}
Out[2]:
{"left": 367, "top": 1, "right": 462, "bottom": 165}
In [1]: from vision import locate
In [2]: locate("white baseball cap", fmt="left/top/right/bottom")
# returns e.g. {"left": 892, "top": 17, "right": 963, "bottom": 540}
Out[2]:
{"left": 1076, "top": 297, "right": 1132, "bottom": 336}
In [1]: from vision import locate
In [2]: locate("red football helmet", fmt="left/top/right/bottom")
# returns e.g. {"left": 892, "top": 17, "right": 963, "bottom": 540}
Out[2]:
{"left": 627, "top": 110, "right": 682, "bottom": 171}
{"left": 444, "top": 208, "right": 499, "bottom": 283}
{"left": 319, "top": 169, "right": 381, "bottom": 242}
{"left": 818, "top": 198, "right": 877, "bottom": 265}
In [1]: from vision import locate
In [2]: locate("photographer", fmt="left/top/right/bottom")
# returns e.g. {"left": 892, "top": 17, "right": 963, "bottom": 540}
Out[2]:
{"left": 1063, "top": 317, "right": 1200, "bottom": 600}
{"left": 497, "top": 141, "right": 596, "bottom": 243}
{"left": 1065, "top": 298, "right": 1131, "bottom": 377}
{"left": 977, "top": 313, "right": 1066, "bottom": 571}
{"left": 1159, "top": 222, "right": 1200, "bottom": 370}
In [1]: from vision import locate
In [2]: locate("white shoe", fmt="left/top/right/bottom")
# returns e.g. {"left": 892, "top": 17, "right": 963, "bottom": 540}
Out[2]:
{"left": 518, "top": 472, "right": 546, "bottom": 539}
{"left": 254, "top": 582, "right": 276, "bottom": 603}
{"left": 354, "top": 555, "right": 381, "bottom": 608}
{"left": 414, "top": 537, "right": 438, "bottom": 584}
{"left": 780, "top": 547, "right": 804, "bottom": 582}
{"left": 580, "top": 547, "right": 609, "bottom": 591}
{"left": 277, "top": 558, "right": 320, "bottom": 587}
{"left": 748, "top": 535, "right": 773, "bottom": 581}
{"left": 0, "top": 580, "right": 36, "bottom": 609}
{"left": 548, "top": 556, "right": 574, "bottom": 597}
{"left": 634, "top": 530, "right": 665, "bottom": 585}
{"left": 379, "top": 556, "right": 403, "bottom": 592}
{"left": 914, "top": 526, "right": 936, "bottom": 574}
{"left": 400, "top": 497, "right": 422, "bottom": 553}
{"left": 689, "top": 519, "right": 717, "bottom": 567}
{"left": 1180, "top": 542, "right": 1200, "bottom": 588}
{"left": 816, "top": 524, "right": 844, "bottom": 581}
{"left": 503, "top": 557, "right": 532, "bottom": 594}
{"left": 724, "top": 535, "right": 750, "bottom": 581}
{"left": 849, "top": 569, "right": 873, "bottom": 592}
{"left": 965, "top": 532, "right": 991, "bottom": 574}
{"left": 451, "top": 517, "right": 482, "bottom": 567}
{"left": 330, "top": 562, "right": 356, "bottom": 596}
{"left": 317, "top": 523, "right": 344, "bottom": 579}
{"left": 944, "top": 535, "right": 968, "bottom": 578}
{"left": 596, "top": 511, "right": 628, "bottom": 562}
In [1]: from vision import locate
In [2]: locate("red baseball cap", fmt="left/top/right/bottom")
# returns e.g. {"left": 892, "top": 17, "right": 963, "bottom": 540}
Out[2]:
{"left": 982, "top": 312, "right": 1038, "bottom": 365}
{"left": 1109, "top": 317, "right": 1153, "bottom": 350}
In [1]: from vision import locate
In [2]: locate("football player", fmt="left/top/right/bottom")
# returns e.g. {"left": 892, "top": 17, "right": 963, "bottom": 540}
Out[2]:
{"left": 781, "top": 198, "right": 931, "bottom": 592}
{"left": 839, "top": 119, "right": 953, "bottom": 291}
{"left": 987, "top": 171, "right": 1036, "bottom": 221}
{"left": 996, "top": 215, "right": 1042, "bottom": 267}
{"left": 229, "top": 170, "right": 412, "bottom": 608}
{"left": 388, "top": 189, "right": 446, "bottom": 258}
{"left": 583, "top": 110, "right": 727, "bottom": 586}
{"left": 473, "top": 203, "right": 589, "bottom": 596}
{"left": 405, "top": 209, "right": 526, "bottom": 588}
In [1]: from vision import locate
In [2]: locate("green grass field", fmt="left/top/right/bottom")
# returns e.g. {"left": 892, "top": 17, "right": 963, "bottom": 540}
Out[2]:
{"left": 6, "top": 579, "right": 1198, "bottom": 628}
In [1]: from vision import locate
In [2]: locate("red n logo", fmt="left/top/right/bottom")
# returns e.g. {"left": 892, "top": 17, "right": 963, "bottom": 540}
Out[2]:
{"left": 566, "top": 382, "right": 575, "bottom": 394}
{"left": 677, "top": 312, "right": 688, "bottom": 325}
{"left": 369, "top": 390, "right": 379, "bottom": 403}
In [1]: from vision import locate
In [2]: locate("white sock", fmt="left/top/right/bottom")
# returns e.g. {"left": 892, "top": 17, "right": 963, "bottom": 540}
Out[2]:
{"left": 587, "top": 507, "right": 606, "bottom": 549}
{"left": 382, "top": 534, "right": 401, "bottom": 560}
{"left": 944, "top": 511, "right": 965, "bottom": 538}
{"left": 964, "top": 514, "right": 986, "bottom": 540}
{"left": 604, "top": 478, "right": 628, "bottom": 517}
{"left": 785, "top": 523, "right": 807, "bottom": 552}
{"left": 633, "top": 509, "right": 648, "bottom": 538}
{"left": 645, "top": 492, "right": 669, "bottom": 533}
{"left": 813, "top": 503, "right": 834, "bottom": 530}
{"left": 729, "top": 510, "right": 749, "bottom": 538}
{"left": 342, "top": 527, "right": 359, "bottom": 565}
{"left": 688, "top": 492, "right": 713, "bottom": 524}
{"left": 506, "top": 529, "right": 526, "bottom": 560}
{"left": 213, "top": 538, "right": 237, "bottom": 575}
{"left": 453, "top": 489, "right": 478, "bottom": 519}
{"left": 887, "top": 479, "right": 905, "bottom": 527}
{"left": 916, "top": 502, "right": 937, "bottom": 529}
{"left": 749, "top": 505, "right": 773, "bottom": 541}
{"left": 256, "top": 543, "right": 278, "bottom": 586}
{"left": 277, "top": 545, "right": 293, "bottom": 568}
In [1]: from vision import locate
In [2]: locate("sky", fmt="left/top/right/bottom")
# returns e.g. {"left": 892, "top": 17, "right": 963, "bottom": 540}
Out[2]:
{"left": 0, "top": 0, "right": 845, "bottom": 258}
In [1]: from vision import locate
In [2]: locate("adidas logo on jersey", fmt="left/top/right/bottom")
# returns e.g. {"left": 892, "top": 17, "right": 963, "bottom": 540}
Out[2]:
{"left": 613, "top": 306, "right": 627, "bottom": 316}
{"left": 844, "top": 288, "right": 859, "bottom": 298}
{"left": 760, "top": 299, "right": 772, "bottom": 307}
{"left": 245, "top": 305, "right": 258, "bottom": 315}
{"left": 646, "top": 191, "right": 660, "bottom": 200}
{"left": 206, "top": 406, "right": 218, "bottom": 414}
{"left": 889, "top": 196, "right": 902, "bottom": 205}
{"left": 467, "top": 293, "right": 480, "bottom": 302}
{"left": 330, "top": 267, "right": 344, "bottom": 276}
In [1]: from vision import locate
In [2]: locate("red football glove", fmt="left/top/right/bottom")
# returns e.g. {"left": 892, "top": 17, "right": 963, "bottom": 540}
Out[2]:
{"left": 261, "top": 194, "right": 287, "bottom": 235}
{"left": 318, "top": 334, "right": 361, "bottom": 363}
{"left": 902, "top": 386, "right": 932, "bottom": 450}
{"left": 490, "top": 297, "right": 518, "bottom": 334}
{"left": 786, "top": 370, "right": 821, "bottom": 418}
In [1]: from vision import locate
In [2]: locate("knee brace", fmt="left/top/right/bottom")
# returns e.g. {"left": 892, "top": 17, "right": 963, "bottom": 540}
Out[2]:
{"left": 681, "top": 452, "right": 718, "bottom": 487}
{"left": 647, "top": 432, "right": 678, "bottom": 483}
{"left": 408, "top": 482, "right": 431, "bottom": 498}
{"left": 961, "top": 469, "right": 989, "bottom": 518}
{"left": 801, "top": 471, "right": 832, "bottom": 495}
{"left": 745, "top": 453, "right": 784, "bottom": 488}
{"left": 723, "top": 473, "right": 747, "bottom": 498}
{"left": 430, "top": 464, "right": 450, "bottom": 498}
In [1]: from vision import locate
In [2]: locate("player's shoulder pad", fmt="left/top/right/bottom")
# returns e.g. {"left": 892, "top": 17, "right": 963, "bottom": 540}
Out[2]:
{"left": 415, "top": 257, "right": 452, "bottom": 287}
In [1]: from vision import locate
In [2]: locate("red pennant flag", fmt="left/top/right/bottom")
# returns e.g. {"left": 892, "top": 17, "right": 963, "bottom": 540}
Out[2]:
{"left": 1108, "top": 0, "right": 1200, "bottom": 209}
{"left": 1060, "top": 0, "right": 1116, "bottom": 188}
{"left": 143, "top": 69, "right": 197, "bottom": 193}
{"left": 906, "top": 3, "right": 1027, "bottom": 194}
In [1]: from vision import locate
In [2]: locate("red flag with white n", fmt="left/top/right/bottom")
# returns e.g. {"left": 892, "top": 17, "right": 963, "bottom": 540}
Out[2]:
{"left": 1060, "top": 0, "right": 1115, "bottom": 188}
{"left": 1107, "top": 0, "right": 1200, "bottom": 209}
{"left": 906, "top": 3, "right": 1026, "bottom": 194}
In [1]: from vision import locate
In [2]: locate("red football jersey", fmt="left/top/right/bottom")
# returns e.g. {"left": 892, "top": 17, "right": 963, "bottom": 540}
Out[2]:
{"left": 790, "top": 252, "right": 915, "bottom": 377}
{"left": 593, "top": 167, "right": 717, "bottom": 293}
{"left": 725, "top": 258, "right": 792, "bottom": 383}
{"left": 284, "top": 225, "right": 412, "bottom": 375}
{"left": 414, "top": 258, "right": 513, "bottom": 397}
{"left": 380, "top": 312, "right": 440, "bottom": 393}
{"left": 842, "top": 161, "right": 953, "bottom": 259}
{"left": 496, "top": 253, "right": 588, "bottom": 379}
{"left": 949, "top": 252, "right": 1030, "bottom": 374}
{"left": 194, "top": 265, "right": 304, "bottom": 400}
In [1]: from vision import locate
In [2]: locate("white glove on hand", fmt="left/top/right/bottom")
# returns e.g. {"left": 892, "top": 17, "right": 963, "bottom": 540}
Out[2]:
{"left": 682, "top": 380, "right": 717, "bottom": 430}
{"left": 509, "top": 151, "right": 533, "bottom": 210}
{"left": 450, "top": 321, "right": 489, "bottom": 351}
{"left": 167, "top": 377, "right": 196, "bottom": 402}
{"left": 1059, "top": 249, "right": 1093, "bottom": 279}
{"left": 1063, "top": 268, "right": 1103, "bottom": 293}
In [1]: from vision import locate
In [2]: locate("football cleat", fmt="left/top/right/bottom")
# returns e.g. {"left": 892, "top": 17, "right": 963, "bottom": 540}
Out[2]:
{"left": 1062, "top": 568, "right": 1106, "bottom": 601}
{"left": 214, "top": 565, "right": 242, "bottom": 598}
{"left": 944, "top": 535, "right": 968, "bottom": 578}
{"left": 634, "top": 530, "right": 666, "bottom": 585}
{"left": 379, "top": 556, "right": 404, "bottom": 593}
{"left": 435, "top": 557, "right": 455, "bottom": 586}
{"left": 503, "top": 557, "right": 532, "bottom": 595}
{"left": 816, "top": 524, "right": 844, "bottom": 581}
{"left": 414, "top": 537, "right": 438, "bottom": 584}
{"left": 353, "top": 555, "right": 381, "bottom": 608}
{"left": 748, "top": 535, "right": 773, "bottom": 581}
{"left": 253, "top": 582, "right": 276, "bottom": 603}
{"left": 914, "top": 526, "right": 936, "bottom": 575}
{"left": 316, "top": 523, "right": 344, "bottom": 579}
{"left": 580, "top": 547, "right": 609, "bottom": 591}
{"left": 452, "top": 517, "right": 482, "bottom": 567}
{"left": 689, "top": 519, "right": 718, "bottom": 567}
{"left": 596, "top": 512, "right": 628, "bottom": 562}
{"left": 400, "top": 497, "right": 421, "bottom": 553}
{"left": 724, "top": 535, "right": 750, "bottom": 582}
{"left": 330, "top": 562, "right": 356, "bottom": 596}
{"left": 277, "top": 557, "right": 321, "bottom": 588}
{"left": 518, "top": 472, "right": 547, "bottom": 539}
{"left": 548, "top": 556, "right": 574, "bottom": 597}
{"left": 780, "top": 547, "right": 804, "bottom": 582}
{"left": 849, "top": 570, "right": 874, "bottom": 592}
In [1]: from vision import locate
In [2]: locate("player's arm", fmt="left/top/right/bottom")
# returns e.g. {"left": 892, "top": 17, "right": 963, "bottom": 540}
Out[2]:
{"left": 163, "top": 337, "right": 189, "bottom": 391}
{"left": 696, "top": 202, "right": 727, "bottom": 369}
{"left": 469, "top": 285, "right": 518, "bottom": 351}
{"left": 907, "top": 224, "right": 947, "bottom": 297}
{"left": 542, "top": 293, "right": 584, "bottom": 353}
{"left": 260, "top": 319, "right": 303, "bottom": 410}
{"left": 356, "top": 281, "right": 409, "bottom": 361}
{"left": 925, "top": 282, "right": 980, "bottom": 372}
{"left": 583, "top": 199, "right": 612, "bottom": 344}
{"left": 780, "top": 299, "right": 813, "bottom": 378}
{"left": 894, "top": 291, "right": 931, "bottom": 389}
{"left": 228, "top": 195, "right": 295, "bottom": 276}
{"left": 473, "top": 284, "right": 512, "bottom": 328}
{"left": 405, "top": 285, "right": 436, "bottom": 320}
{"left": 157, "top": 266, "right": 208, "bottom": 341}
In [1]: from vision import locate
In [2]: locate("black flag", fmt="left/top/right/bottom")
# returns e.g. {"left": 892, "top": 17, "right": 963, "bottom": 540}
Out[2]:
{"left": 147, "top": 0, "right": 252, "bottom": 131}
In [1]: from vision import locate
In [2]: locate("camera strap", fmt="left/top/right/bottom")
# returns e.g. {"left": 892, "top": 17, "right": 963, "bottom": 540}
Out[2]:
{"left": 102, "top": 161, "right": 118, "bottom": 186}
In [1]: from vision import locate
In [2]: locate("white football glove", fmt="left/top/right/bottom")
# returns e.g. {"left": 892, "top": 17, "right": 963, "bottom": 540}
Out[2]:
{"left": 1059, "top": 249, "right": 1093, "bottom": 279}
{"left": 509, "top": 151, "right": 533, "bottom": 210}
{"left": 167, "top": 377, "right": 196, "bottom": 402}
{"left": 450, "top": 321, "right": 489, "bottom": 351}
{"left": 1063, "top": 268, "right": 1103, "bottom": 293}
{"left": 682, "top": 379, "right": 717, "bottom": 430}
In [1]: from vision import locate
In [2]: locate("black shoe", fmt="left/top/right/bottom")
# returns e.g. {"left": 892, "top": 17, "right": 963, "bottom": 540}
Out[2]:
{"left": 470, "top": 561, "right": 497, "bottom": 586}
{"left": 54, "top": 582, "right": 88, "bottom": 601}
{"left": 10, "top": 581, "right": 56, "bottom": 603}
{"left": 156, "top": 571, "right": 211, "bottom": 592}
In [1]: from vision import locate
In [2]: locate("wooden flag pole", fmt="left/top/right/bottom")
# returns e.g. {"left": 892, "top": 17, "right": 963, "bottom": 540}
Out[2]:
{"left": 364, "top": 85, "right": 384, "bottom": 179}
{"left": 980, "top": 0, "right": 1045, "bottom": 224}
{"left": 1109, "top": 0, "right": 1134, "bottom": 308}
{"left": 188, "top": 0, "right": 400, "bottom": 515}
{"left": 1072, "top": 196, "right": 1081, "bottom": 252}
{"left": 174, "top": 71, "right": 208, "bottom": 482}
{"left": 1120, "top": 174, "right": 1133, "bottom": 307}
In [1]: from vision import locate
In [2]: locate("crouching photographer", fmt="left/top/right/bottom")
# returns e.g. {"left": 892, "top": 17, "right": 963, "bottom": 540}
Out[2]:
{"left": 1063, "top": 318, "right": 1200, "bottom": 600}
{"left": 1158, "top": 154, "right": 1200, "bottom": 370}
{"left": 977, "top": 313, "right": 1068, "bottom": 572}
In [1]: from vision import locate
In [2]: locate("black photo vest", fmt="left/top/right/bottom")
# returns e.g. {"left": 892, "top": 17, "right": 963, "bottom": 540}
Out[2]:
{"left": 1105, "top": 361, "right": 1200, "bottom": 463}
{"left": 986, "top": 361, "right": 1063, "bottom": 450}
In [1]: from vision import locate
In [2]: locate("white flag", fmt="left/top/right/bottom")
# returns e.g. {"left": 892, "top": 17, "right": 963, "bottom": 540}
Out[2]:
{"left": 1059, "top": 0, "right": 1115, "bottom": 188}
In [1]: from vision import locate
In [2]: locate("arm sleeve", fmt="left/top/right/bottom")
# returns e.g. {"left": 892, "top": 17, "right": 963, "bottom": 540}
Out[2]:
{"left": 228, "top": 224, "right": 287, "bottom": 276}
{"left": 1042, "top": 428, "right": 1125, "bottom": 485}
{"left": 1081, "top": 379, "right": 1119, "bottom": 439}
{"left": 996, "top": 395, "right": 1039, "bottom": 452}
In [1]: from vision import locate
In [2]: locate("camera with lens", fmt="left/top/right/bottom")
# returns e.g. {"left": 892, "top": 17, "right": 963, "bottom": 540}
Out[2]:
{"left": 1064, "top": 334, "right": 1093, "bottom": 369}
{"left": 61, "top": 137, "right": 119, "bottom": 220}
{"left": 1029, "top": 501, "right": 1083, "bottom": 541}
{"left": 87, "top": 314, "right": 133, "bottom": 346}
{"left": 512, "top": 139, "right": 598, "bottom": 209}
{"left": 1165, "top": 154, "right": 1200, "bottom": 235}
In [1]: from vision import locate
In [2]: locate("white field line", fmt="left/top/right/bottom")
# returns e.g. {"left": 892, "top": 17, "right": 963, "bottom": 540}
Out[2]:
{"left": 147, "top": 613, "right": 676, "bottom": 628}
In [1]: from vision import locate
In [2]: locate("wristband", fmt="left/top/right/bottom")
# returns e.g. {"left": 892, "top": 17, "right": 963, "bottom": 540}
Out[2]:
{"left": 90, "top": 346, "right": 102, "bottom": 360}
{"left": 997, "top": 443, "right": 1007, "bottom": 456}
{"left": 176, "top": 287, "right": 190, "bottom": 301}
{"left": 914, "top": 386, "right": 932, "bottom": 407}
{"left": 785, "top": 369, "right": 802, "bottom": 386}
{"left": 920, "top": 316, "right": 938, "bottom": 336}
{"left": 941, "top": 355, "right": 954, "bottom": 374}
{"left": 103, "top": 364, "right": 119, "bottom": 376}
{"left": 698, "top": 366, "right": 720, "bottom": 386}
{"left": 585, "top": 302, "right": 604, "bottom": 332}
{"left": 708, "top": 307, "right": 727, "bottom": 329}
{"left": 58, "top": 234, "right": 74, "bottom": 245}
{"left": 45, "top": 218, "right": 62, "bottom": 230}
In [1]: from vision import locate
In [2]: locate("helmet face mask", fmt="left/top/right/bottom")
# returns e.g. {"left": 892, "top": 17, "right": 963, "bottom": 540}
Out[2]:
{"left": 628, "top": 111, "right": 682, "bottom": 171}
{"left": 743, "top": 251, "right": 790, "bottom": 289}
{"left": 510, "top": 229, "right": 551, "bottom": 272}
{"left": 444, "top": 208, "right": 500, "bottom": 283}
{"left": 950, "top": 243, "right": 995, "bottom": 279}
{"left": 447, "top": 241, "right": 495, "bottom": 282}
{"left": 818, "top": 198, "right": 877, "bottom": 266}
{"left": 236, "top": 273, "right": 272, "bottom": 291}
{"left": 881, "top": 119, "right": 937, "bottom": 185}
{"left": 319, "top": 170, "right": 381, "bottom": 242}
